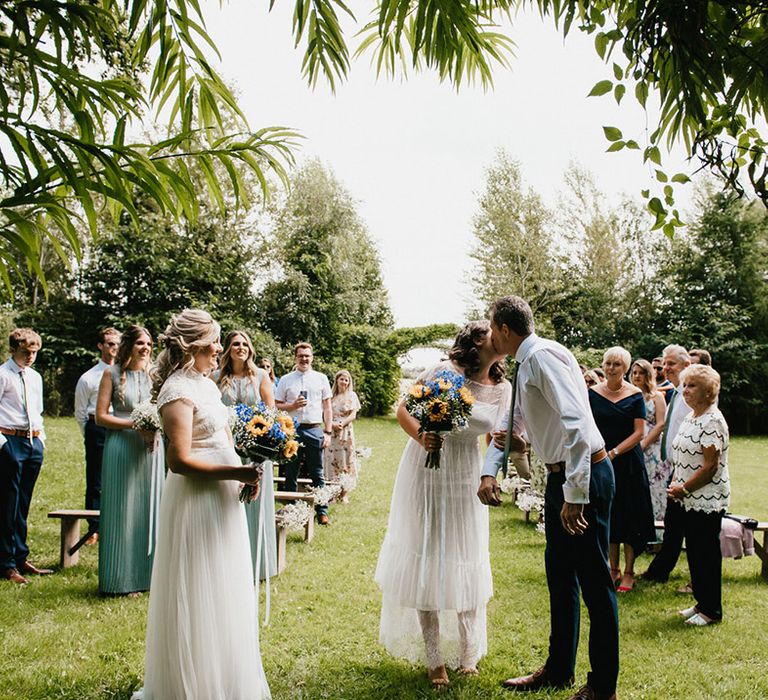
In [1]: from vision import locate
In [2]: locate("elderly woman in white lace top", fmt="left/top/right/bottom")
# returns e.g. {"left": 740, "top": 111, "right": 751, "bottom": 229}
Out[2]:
{"left": 667, "top": 364, "right": 730, "bottom": 626}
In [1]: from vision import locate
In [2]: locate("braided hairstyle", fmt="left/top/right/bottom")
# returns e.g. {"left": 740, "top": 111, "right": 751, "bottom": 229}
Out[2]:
{"left": 448, "top": 320, "right": 506, "bottom": 383}
{"left": 151, "top": 309, "right": 221, "bottom": 401}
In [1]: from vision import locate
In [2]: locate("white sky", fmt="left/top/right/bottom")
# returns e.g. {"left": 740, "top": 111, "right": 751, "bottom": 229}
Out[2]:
{"left": 202, "top": 1, "right": 694, "bottom": 327}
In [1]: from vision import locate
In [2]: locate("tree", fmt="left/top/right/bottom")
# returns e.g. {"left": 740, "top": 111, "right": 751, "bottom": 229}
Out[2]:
{"left": 469, "top": 151, "right": 560, "bottom": 326}
{"left": 259, "top": 159, "right": 393, "bottom": 351}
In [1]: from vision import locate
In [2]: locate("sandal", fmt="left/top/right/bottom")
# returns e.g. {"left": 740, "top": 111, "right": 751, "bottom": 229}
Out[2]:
{"left": 617, "top": 570, "right": 635, "bottom": 593}
{"left": 610, "top": 568, "right": 622, "bottom": 588}
{"left": 458, "top": 667, "right": 479, "bottom": 676}
{"left": 428, "top": 666, "right": 450, "bottom": 690}
{"left": 676, "top": 583, "right": 693, "bottom": 594}
{"left": 685, "top": 612, "right": 717, "bottom": 626}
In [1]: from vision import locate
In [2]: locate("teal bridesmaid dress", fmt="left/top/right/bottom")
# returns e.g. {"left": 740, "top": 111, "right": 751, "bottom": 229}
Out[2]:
{"left": 98, "top": 365, "right": 160, "bottom": 594}
{"left": 215, "top": 371, "right": 278, "bottom": 581}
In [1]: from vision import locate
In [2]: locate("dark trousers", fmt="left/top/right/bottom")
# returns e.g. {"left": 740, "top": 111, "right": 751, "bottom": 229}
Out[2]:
{"left": 0, "top": 436, "right": 44, "bottom": 569}
{"left": 685, "top": 508, "right": 724, "bottom": 620}
{"left": 283, "top": 426, "right": 327, "bottom": 516}
{"left": 645, "top": 497, "right": 685, "bottom": 581}
{"left": 84, "top": 420, "right": 106, "bottom": 532}
{"left": 544, "top": 458, "right": 619, "bottom": 694}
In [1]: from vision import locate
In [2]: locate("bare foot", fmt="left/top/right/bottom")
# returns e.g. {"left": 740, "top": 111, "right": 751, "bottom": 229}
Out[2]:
{"left": 458, "top": 666, "right": 479, "bottom": 675}
{"left": 428, "top": 665, "right": 449, "bottom": 690}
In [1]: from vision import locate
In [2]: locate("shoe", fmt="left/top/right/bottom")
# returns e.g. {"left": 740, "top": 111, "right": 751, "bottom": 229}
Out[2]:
{"left": 567, "top": 684, "right": 617, "bottom": 700}
{"left": 616, "top": 571, "right": 635, "bottom": 593}
{"left": 317, "top": 514, "right": 330, "bottom": 526}
{"left": 2, "top": 568, "right": 28, "bottom": 585}
{"left": 502, "top": 665, "right": 574, "bottom": 691}
{"left": 685, "top": 612, "right": 717, "bottom": 626}
{"left": 610, "top": 568, "right": 621, "bottom": 588}
{"left": 676, "top": 583, "right": 693, "bottom": 594}
{"left": 678, "top": 605, "right": 698, "bottom": 619}
{"left": 19, "top": 561, "right": 53, "bottom": 575}
{"left": 85, "top": 532, "right": 98, "bottom": 545}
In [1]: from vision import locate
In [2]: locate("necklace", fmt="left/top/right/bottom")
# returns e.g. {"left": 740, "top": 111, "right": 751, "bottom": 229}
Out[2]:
{"left": 604, "top": 382, "right": 625, "bottom": 394}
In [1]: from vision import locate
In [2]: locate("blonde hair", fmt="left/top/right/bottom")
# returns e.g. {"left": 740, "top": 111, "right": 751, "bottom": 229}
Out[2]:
{"left": 217, "top": 330, "right": 260, "bottom": 398}
{"left": 603, "top": 346, "right": 632, "bottom": 373}
{"left": 332, "top": 369, "right": 354, "bottom": 396}
{"left": 679, "top": 364, "right": 721, "bottom": 404}
{"left": 630, "top": 359, "right": 657, "bottom": 397}
{"left": 152, "top": 309, "right": 221, "bottom": 400}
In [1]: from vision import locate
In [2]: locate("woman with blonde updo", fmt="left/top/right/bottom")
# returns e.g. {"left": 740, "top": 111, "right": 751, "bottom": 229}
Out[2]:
{"left": 96, "top": 324, "right": 157, "bottom": 595}
{"left": 132, "top": 310, "right": 270, "bottom": 700}
{"left": 214, "top": 330, "right": 277, "bottom": 582}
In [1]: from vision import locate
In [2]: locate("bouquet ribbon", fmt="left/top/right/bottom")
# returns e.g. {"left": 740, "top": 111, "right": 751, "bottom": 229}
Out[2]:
{"left": 253, "top": 462, "right": 272, "bottom": 627}
{"left": 147, "top": 431, "right": 164, "bottom": 556}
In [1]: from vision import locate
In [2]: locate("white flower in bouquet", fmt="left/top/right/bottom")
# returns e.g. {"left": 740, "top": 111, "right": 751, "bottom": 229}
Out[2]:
{"left": 355, "top": 446, "right": 372, "bottom": 460}
{"left": 276, "top": 502, "right": 312, "bottom": 532}
{"left": 536, "top": 520, "right": 546, "bottom": 535}
{"left": 516, "top": 489, "right": 545, "bottom": 515}
{"left": 337, "top": 472, "right": 357, "bottom": 493}
{"left": 311, "top": 484, "right": 342, "bottom": 507}
{"left": 500, "top": 475, "right": 529, "bottom": 495}
{"left": 131, "top": 400, "right": 161, "bottom": 432}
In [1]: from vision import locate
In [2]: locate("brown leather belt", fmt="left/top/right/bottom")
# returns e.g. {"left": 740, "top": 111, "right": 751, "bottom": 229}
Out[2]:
{"left": 87, "top": 414, "right": 96, "bottom": 423}
{"left": 546, "top": 448, "right": 608, "bottom": 473}
{"left": 298, "top": 422, "right": 321, "bottom": 429}
{"left": 0, "top": 427, "right": 40, "bottom": 438}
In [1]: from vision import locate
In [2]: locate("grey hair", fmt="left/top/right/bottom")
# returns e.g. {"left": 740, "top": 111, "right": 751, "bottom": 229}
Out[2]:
{"left": 662, "top": 344, "right": 690, "bottom": 364}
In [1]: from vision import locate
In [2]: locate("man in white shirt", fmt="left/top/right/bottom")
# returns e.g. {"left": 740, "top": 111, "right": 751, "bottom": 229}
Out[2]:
{"left": 478, "top": 296, "right": 618, "bottom": 700}
{"left": 0, "top": 328, "right": 51, "bottom": 584}
{"left": 640, "top": 344, "right": 691, "bottom": 583}
{"left": 74, "top": 327, "right": 120, "bottom": 543}
{"left": 274, "top": 342, "right": 333, "bottom": 524}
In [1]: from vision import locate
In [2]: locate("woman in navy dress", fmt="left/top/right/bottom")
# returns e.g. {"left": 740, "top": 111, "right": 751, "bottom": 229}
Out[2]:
{"left": 589, "top": 346, "right": 655, "bottom": 593}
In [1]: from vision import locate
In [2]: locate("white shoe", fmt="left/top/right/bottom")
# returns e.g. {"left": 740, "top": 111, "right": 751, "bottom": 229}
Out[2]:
{"left": 678, "top": 605, "right": 697, "bottom": 619}
{"left": 685, "top": 612, "right": 716, "bottom": 626}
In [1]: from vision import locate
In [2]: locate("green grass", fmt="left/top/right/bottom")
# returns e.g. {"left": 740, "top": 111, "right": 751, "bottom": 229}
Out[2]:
{"left": 2, "top": 417, "right": 768, "bottom": 699}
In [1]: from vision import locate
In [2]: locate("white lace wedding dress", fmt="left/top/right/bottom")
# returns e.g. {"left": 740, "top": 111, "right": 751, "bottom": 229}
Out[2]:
{"left": 375, "top": 361, "right": 511, "bottom": 669}
{"left": 132, "top": 370, "right": 270, "bottom": 700}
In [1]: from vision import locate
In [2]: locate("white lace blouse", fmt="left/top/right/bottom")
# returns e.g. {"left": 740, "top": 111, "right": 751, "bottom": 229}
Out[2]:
{"left": 670, "top": 407, "right": 730, "bottom": 513}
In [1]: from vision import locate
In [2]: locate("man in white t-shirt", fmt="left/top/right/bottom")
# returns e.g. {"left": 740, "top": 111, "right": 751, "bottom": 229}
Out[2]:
{"left": 74, "top": 327, "right": 120, "bottom": 542}
{"left": 274, "top": 342, "right": 333, "bottom": 524}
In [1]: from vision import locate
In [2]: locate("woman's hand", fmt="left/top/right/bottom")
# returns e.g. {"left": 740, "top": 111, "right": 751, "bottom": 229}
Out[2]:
{"left": 667, "top": 483, "right": 688, "bottom": 501}
{"left": 240, "top": 463, "right": 263, "bottom": 500}
{"left": 137, "top": 428, "right": 157, "bottom": 450}
{"left": 333, "top": 420, "right": 344, "bottom": 435}
{"left": 421, "top": 432, "right": 443, "bottom": 452}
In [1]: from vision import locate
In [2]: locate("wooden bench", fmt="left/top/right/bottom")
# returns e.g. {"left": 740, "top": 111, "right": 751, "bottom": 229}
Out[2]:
{"left": 274, "top": 491, "right": 316, "bottom": 574}
{"left": 653, "top": 518, "right": 768, "bottom": 582}
{"left": 48, "top": 509, "right": 99, "bottom": 568}
{"left": 273, "top": 476, "right": 314, "bottom": 491}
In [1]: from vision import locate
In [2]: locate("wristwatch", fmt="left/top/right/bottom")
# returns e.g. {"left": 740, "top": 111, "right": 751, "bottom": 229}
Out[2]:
{"left": 323, "top": 429, "right": 332, "bottom": 435}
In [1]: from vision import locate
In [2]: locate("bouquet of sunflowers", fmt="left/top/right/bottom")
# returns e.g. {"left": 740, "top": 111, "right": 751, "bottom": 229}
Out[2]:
{"left": 232, "top": 401, "right": 301, "bottom": 502}
{"left": 404, "top": 369, "right": 474, "bottom": 469}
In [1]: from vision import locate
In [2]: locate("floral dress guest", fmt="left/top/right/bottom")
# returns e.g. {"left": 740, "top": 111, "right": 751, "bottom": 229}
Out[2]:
{"left": 669, "top": 364, "right": 730, "bottom": 626}
{"left": 589, "top": 347, "right": 655, "bottom": 593}
{"left": 215, "top": 330, "right": 277, "bottom": 582}
{"left": 376, "top": 320, "right": 510, "bottom": 690}
{"left": 631, "top": 359, "right": 668, "bottom": 524}
{"left": 96, "top": 325, "right": 159, "bottom": 595}
{"left": 326, "top": 370, "right": 361, "bottom": 502}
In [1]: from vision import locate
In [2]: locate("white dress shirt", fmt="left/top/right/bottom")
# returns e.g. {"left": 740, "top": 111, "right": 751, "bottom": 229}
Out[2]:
{"left": 665, "top": 385, "right": 691, "bottom": 451}
{"left": 0, "top": 358, "right": 45, "bottom": 447}
{"left": 482, "top": 333, "right": 604, "bottom": 504}
{"left": 274, "top": 369, "right": 331, "bottom": 424}
{"left": 74, "top": 360, "right": 110, "bottom": 435}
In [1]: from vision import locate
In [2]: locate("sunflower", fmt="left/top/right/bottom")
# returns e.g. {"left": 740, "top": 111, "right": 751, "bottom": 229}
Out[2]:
{"left": 277, "top": 414, "right": 296, "bottom": 435}
{"left": 247, "top": 415, "right": 271, "bottom": 437}
{"left": 437, "top": 379, "right": 453, "bottom": 392}
{"left": 458, "top": 386, "right": 475, "bottom": 405}
{"left": 409, "top": 383, "right": 431, "bottom": 399}
{"left": 283, "top": 439, "right": 299, "bottom": 459}
{"left": 427, "top": 399, "right": 448, "bottom": 421}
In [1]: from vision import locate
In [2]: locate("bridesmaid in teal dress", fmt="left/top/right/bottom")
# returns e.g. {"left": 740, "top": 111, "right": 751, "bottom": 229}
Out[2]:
{"left": 96, "top": 325, "right": 159, "bottom": 595}
{"left": 215, "top": 330, "right": 278, "bottom": 581}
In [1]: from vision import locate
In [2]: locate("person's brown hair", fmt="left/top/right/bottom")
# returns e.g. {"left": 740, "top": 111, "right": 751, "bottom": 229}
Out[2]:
{"left": 116, "top": 325, "right": 152, "bottom": 402}
{"left": 448, "top": 320, "right": 506, "bottom": 383}
{"left": 9, "top": 328, "right": 41, "bottom": 351}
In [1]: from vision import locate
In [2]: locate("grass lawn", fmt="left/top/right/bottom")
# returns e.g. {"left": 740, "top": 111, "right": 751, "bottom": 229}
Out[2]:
{"left": 2, "top": 416, "right": 768, "bottom": 699}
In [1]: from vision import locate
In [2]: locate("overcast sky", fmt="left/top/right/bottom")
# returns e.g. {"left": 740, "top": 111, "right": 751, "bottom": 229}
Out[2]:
{"left": 202, "top": 1, "right": 693, "bottom": 327}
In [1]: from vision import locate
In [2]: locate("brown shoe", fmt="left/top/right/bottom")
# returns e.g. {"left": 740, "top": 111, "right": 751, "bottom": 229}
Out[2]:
{"left": 567, "top": 684, "right": 617, "bottom": 700}
{"left": 19, "top": 561, "right": 53, "bottom": 575}
{"left": 317, "top": 514, "right": 330, "bottom": 526}
{"left": 2, "top": 568, "right": 28, "bottom": 585}
{"left": 85, "top": 532, "right": 98, "bottom": 546}
{"left": 502, "top": 665, "right": 574, "bottom": 691}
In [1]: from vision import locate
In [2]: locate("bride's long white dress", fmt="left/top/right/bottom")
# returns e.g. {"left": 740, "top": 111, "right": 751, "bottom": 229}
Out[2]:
{"left": 132, "top": 370, "right": 270, "bottom": 700}
{"left": 375, "top": 361, "right": 511, "bottom": 669}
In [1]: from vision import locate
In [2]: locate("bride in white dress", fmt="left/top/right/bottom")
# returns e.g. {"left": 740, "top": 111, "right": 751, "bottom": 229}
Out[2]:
{"left": 375, "top": 320, "right": 510, "bottom": 689}
{"left": 132, "top": 309, "right": 270, "bottom": 700}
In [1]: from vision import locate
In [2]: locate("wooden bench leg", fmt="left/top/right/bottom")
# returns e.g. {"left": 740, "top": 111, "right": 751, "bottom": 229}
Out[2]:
{"left": 275, "top": 524, "right": 287, "bottom": 574}
{"left": 304, "top": 514, "right": 315, "bottom": 543}
{"left": 59, "top": 516, "right": 81, "bottom": 568}
{"left": 760, "top": 532, "right": 768, "bottom": 582}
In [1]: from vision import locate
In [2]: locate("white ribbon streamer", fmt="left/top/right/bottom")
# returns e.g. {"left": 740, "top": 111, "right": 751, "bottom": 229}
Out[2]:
{"left": 147, "top": 431, "right": 164, "bottom": 556}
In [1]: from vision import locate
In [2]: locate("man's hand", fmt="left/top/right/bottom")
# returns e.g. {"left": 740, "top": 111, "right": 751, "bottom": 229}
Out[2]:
{"left": 560, "top": 502, "right": 588, "bottom": 535}
{"left": 477, "top": 475, "right": 502, "bottom": 507}
{"left": 292, "top": 396, "right": 308, "bottom": 411}
{"left": 492, "top": 429, "right": 527, "bottom": 453}
{"left": 322, "top": 433, "right": 330, "bottom": 449}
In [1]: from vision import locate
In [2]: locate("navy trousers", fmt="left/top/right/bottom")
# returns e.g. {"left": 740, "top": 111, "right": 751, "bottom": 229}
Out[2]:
{"left": 645, "top": 497, "right": 685, "bottom": 582}
{"left": 84, "top": 419, "right": 106, "bottom": 532}
{"left": 544, "top": 457, "right": 619, "bottom": 694}
{"left": 0, "top": 435, "right": 44, "bottom": 569}
{"left": 283, "top": 426, "right": 327, "bottom": 516}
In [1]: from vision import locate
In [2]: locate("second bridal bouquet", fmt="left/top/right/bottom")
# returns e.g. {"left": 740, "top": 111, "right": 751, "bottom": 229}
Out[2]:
{"left": 232, "top": 401, "right": 301, "bottom": 502}
{"left": 404, "top": 369, "right": 474, "bottom": 469}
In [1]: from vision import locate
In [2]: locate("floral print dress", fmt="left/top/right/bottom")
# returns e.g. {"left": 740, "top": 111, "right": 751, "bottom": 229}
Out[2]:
{"left": 325, "top": 391, "right": 361, "bottom": 484}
